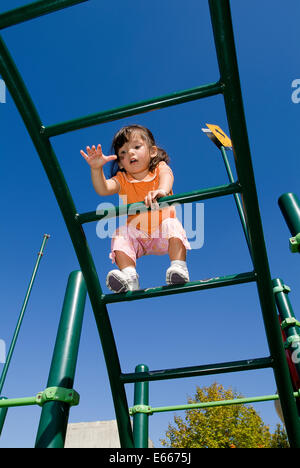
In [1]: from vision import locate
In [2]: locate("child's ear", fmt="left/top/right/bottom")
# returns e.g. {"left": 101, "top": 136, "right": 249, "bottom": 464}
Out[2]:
{"left": 150, "top": 146, "right": 158, "bottom": 158}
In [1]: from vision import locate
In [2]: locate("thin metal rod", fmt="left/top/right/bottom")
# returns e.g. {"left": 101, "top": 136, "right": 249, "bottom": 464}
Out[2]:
{"left": 42, "top": 81, "right": 223, "bottom": 137}
{"left": 0, "top": 0, "right": 89, "bottom": 30}
{"left": 77, "top": 182, "right": 241, "bottom": 225}
{"left": 103, "top": 271, "right": 257, "bottom": 305}
{"left": 121, "top": 357, "right": 273, "bottom": 384}
{"left": 0, "top": 396, "right": 37, "bottom": 408}
{"left": 220, "top": 146, "right": 253, "bottom": 260}
{"left": 149, "top": 392, "right": 300, "bottom": 414}
{"left": 209, "top": 0, "right": 300, "bottom": 447}
{"left": 0, "top": 234, "right": 50, "bottom": 394}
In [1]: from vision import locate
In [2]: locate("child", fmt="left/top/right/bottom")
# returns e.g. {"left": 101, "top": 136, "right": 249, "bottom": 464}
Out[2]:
{"left": 80, "top": 124, "right": 191, "bottom": 293}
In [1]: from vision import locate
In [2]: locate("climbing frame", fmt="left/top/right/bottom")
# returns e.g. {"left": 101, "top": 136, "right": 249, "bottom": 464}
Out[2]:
{"left": 1, "top": 0, "right": 300, "bottom": 448}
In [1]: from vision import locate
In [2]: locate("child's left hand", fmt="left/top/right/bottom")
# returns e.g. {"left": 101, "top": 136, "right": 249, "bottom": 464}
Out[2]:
{"left": 144, "top": 189, "right": 167, "bottom": 209}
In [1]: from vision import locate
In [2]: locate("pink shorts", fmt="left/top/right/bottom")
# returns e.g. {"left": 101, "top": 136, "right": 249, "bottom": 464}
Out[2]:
{"left": 109, "top": 218, "right": 191, "bottom": 265}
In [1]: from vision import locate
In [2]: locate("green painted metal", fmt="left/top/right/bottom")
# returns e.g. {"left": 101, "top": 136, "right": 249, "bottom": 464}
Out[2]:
{"left": 219, "top": 146, "right": 253, "bottom": 259}
{"left": 42, "top": 81, "right": 223, "bottom": 137}
{"left": 0, "top": 0, "right": 299, "bottom": 449}
{"left": 0, "top": 0, "right": 89, "bottom": 30}
{"left": 0, "top": 387, "right": 80, "bottom": 409}
{"left": 0, "top": 234, "right": 50, "bottom": 395}
{"left": 35, "top": 271, "right": 86, "bottom": 448}
{"left": 0, "top": 395, "right": 37, "bottom": 408}
{"left": 208, "top": 0, "right": 300, "bottom": 447}
{"left": 278, "top": 193, "right": 300, "bottom": 253}
{"left": 121, "top": 357, "right": 273, "bottom": 384}
{"left": 133, "top": 364, "right": 149, "bottom": 449}
{"left": 0, "top": 398, "right": 8, "bottom": 436}
{"left": 273, "top": 279, "right": 300, "bottom": 381}
{"left": 77, "top": 182, "right": 241, "bottom": 225}
{"left": 36, "top": 387, "right": 80, "bottom": 407}
{"left": 103, "top": 271, "right": 257, "bottom": 305}
{"left": 0, "top": 31, "right": 134, "bottom": 449}
{"left": 131, "top": 391, "right": 300, "bottom": 416}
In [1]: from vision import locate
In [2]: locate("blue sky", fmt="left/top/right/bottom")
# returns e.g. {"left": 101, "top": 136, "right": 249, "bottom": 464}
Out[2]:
{"left": 0, "top": 0, "right": 299, "bottom": 448}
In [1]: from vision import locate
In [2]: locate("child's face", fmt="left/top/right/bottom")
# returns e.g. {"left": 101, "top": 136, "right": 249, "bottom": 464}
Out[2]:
{"left": 117, "top": 133, "right": 157, "bottom": 176}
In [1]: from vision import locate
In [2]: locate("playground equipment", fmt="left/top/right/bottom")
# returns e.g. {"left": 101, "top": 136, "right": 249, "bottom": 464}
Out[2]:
{"left": 1, "top": 0, "right": 300, "bottom": 448}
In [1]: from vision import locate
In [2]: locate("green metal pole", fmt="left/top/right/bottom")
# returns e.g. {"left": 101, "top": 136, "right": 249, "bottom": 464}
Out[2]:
{"left": 0, "top": 398, "right": 8, "bottom": 436}
{"left": 273, "top": 278, "right": 300, "bottom": 382}
{"left": 209, "top": 0, "right": 300, "bottom": 447}
{"left": 0, "top": 234, "right": 50, "bottom": 395}
{"left": 278, "top": 193, "right": 300, "bottom": 253}
{"left": 35, "top": 270, "right": 87, "bottom": 448}
{"left": 149, "top": 392, "right": 300, "bottom": 414}
{"left": 133, "top": 364, "right": 149, "bottom": 448}
{"left": 43, "top": 82, "right": 222, "bottom": 137}
{"left": 220, "top": 146, "right": 253, "bottom": 260}
{"left": 0, "top": 34, "right": 134, "bottom": 448}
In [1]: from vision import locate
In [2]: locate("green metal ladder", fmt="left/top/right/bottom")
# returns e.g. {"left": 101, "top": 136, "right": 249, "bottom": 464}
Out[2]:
{"left": 1, "top": 0, "right": 300, "bottom": 448}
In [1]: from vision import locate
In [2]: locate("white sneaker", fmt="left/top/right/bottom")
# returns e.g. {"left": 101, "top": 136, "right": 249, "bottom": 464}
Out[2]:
{"left": 106, "top": 269, "right": 140, "bottom": 293}
{"left": 166, "top": 264, "right": 190, "bottom": 285}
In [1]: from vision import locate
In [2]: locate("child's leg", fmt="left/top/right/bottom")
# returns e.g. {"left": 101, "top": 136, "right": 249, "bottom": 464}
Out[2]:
{"left": 168, "top": 237, "right": 187, "bottom": 261}
{"left": 166, "top": 237, "right": 189, "bottom": 284}
{"left": 107, "top": 226, "right": 141, "bottom": 293}
{"left": 114, "top": 250, "right": 136, "bottom": 269}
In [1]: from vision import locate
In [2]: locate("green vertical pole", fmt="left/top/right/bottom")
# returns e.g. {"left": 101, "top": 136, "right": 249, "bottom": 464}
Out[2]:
{"left": 273, "top": 278, "right": 300, "bottom": 382}
{"left": 133, "top": 364, "right": 149, "bottom": 448}
{"left": 209, "top": 0, "right": 300, "bottom": 447}
{"left": 278, "top": 193, "right": 300, "bottom": 253}
{"left": 35, "top": 270, "right": 87, "bottom": 448}
{"left": 0, "top": 234, "right": 50, "bottom": 394}
{"left": 0, "top": 398, "right": 8, "bottom": 436}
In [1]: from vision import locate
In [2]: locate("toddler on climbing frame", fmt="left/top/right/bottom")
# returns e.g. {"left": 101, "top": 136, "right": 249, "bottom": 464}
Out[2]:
{"left": 81, "top": 124, "right": 191, "bottom": 293}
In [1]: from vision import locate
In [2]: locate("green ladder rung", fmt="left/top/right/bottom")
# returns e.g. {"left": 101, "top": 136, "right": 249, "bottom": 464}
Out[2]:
{"left": 1, "top": 0, "right": 300, "bottom": 449}
{"left": 120, "top": 357, "right": 274, "bottom": 384}
{"left": 77, "top": 182, "right": 241, "bottom": 225}
{"left": 42, "top": 81, "right": 223, "bottom": 138}
{"left": 0, "top": 0, "right": 89, "bottom": 30}
{"left": 102, "top": 271, "right": 257, "bottom": 304}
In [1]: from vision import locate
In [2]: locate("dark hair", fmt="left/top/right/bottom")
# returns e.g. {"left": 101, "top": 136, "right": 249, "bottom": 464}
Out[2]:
{"left": 110, "top": 124, "right": 170, "bottom": 177}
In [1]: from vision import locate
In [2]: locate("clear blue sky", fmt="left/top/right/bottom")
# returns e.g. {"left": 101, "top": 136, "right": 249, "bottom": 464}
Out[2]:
{"left": 0, "top": 0, "right": 299, "bottom": 448}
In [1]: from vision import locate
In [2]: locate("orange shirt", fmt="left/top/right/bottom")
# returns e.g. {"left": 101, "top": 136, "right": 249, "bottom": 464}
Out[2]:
{"left": 112, "top": 161, "right": 176, "bottom": 235}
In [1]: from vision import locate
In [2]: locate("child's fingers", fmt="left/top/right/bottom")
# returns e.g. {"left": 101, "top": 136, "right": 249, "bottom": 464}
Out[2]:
{"left": 145, "top": 191, "right": 160, "bottom": 209}
{"left": 80, "top": 149, "right": 88, "bottom": 159}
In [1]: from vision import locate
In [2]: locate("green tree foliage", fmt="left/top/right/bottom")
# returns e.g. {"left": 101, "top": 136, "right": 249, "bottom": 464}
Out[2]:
{"left": 160, "top": 383, "right": 289, "bottom": 448}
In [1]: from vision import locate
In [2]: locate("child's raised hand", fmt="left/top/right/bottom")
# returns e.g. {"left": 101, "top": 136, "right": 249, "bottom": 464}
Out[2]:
{"left": 144, "top": 189, "right": 167, "bottom": 209}
{"left": 80, "top": 144, "right": 117, "bottom": 169}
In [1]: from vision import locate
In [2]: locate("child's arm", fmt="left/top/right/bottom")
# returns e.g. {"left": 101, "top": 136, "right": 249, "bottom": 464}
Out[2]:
{"left": 144, "top": 162, "right": 174, "bottom": 208}
{"left": 80, "top": 144, "right": 120, "bottom": 196}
